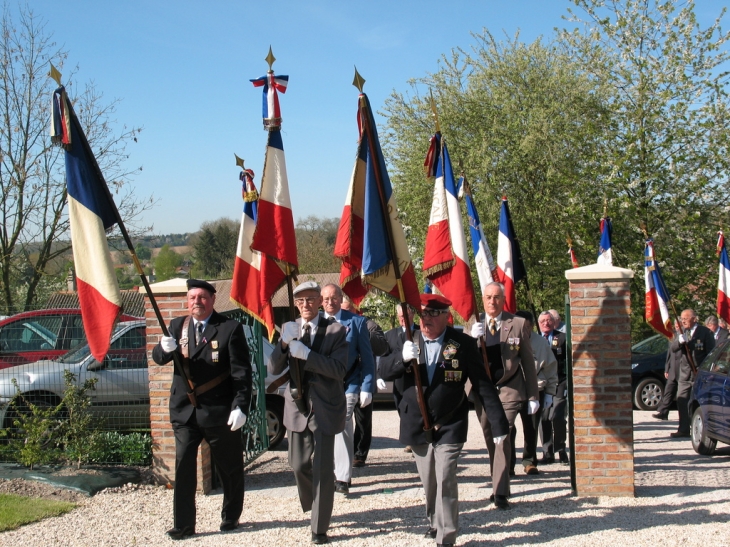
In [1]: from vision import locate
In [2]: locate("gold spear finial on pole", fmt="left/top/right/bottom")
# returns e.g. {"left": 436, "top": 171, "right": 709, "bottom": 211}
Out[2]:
{"left": 265, "top": 46, "right": 276, "bottom": 72}
{"left": 48, "top": 63, "right": 62, "bottom": 86}
{"left": 640, "top": 221, "right": 649, "bottom": 239}
{"left": 352, "top": 67, "right": 365, "bottom": 93}
{"left": 603, "top": 196, "right": 608, "bottom": 218}
{"left": 566, "top": 235, "right": 573, "bottom": 247}
{"left": 234, "top": 154, "right": 245, "bottom": 170}
{"left": 429, "top": 89, "right": 441, "bottom": 134}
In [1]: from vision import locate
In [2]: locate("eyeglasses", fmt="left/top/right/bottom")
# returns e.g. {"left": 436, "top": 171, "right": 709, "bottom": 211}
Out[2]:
{"left": 421, "top": 309, "right": 448, "bottom": 317}
{"left": 294, "top": 297, "right": 319, "bottom": 305}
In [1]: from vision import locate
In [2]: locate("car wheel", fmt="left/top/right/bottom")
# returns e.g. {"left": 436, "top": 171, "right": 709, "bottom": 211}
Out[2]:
{"left": 633, "top": 377, "right": 664, "bottom": 410}
{"left": 265, "top": 395, "right": 286, "bottom": 449}
{"left": 691, "top": 407, "right": 717, "bottom": 455}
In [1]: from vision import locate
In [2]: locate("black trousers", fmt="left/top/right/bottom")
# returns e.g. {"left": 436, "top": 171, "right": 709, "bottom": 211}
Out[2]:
{"left": 172, "top": 413, "right": 244, "bottom": 530}
{"left": 541, "top": 379, "right": 567, "bottom": 457}
{"left": 353, "top": 401, "right": 372, "bottom": 460}
{"left": 656, "top": 377, "right": 677, "bottom": 415}
{"left": 510, "top": 390, "right": 543, "bottom": 469}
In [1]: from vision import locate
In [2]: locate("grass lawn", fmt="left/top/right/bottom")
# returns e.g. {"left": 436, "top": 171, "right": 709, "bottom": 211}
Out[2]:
{"left": 0, "top": 493, "right": 76, "bottom": 531}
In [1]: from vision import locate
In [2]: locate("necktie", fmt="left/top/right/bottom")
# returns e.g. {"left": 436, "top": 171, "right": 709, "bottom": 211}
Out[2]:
{"left": 489, "top": 318, "right": 496, "bottom": 336}
{"left": 196, "top": 322, "right": 204, "bottom": 345}
{"left": 301, "top": 324, "right": 312, "bottom": 348}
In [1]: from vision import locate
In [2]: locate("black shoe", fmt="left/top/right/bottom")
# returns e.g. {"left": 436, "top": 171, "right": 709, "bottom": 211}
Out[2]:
{"left": 540, "top": 455, "right": 555, "bottom": 464}
{"left": 670, "top": 431, "right": 690, "bottom": 438}
{"left": 353, "top": 457, "right": 366, "bottom": 467}
{"left": 524, "top": 464, "right": 539, "bottom": 475}
{"left": 559, "top": 451, "right": 570, "bottom": 465}
{"left": 312, "top": 532, "right": 329, "bottom": 544}
{"left": 335, "top": 480, "right": 349, "bottom": 495}
{"left": 493, "top": 494, "right": 511, "bottom": 510}
{"left": 424, "top": 527, "right": 437, "bottom": 539}
{"left": 166, "top": 527, "right": 195, "bottom": 540}
{"left": 652, "top": 412, "right": 668, "bottom": 420}
{"left": 220, "top": 520, "right": 238, "bottom": 532}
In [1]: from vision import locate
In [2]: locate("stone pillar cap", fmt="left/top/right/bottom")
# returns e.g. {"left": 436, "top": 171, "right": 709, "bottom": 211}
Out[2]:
{"left": 139, "top": 277, "right": 189, "bottom": 295}
{"left": 565, "top": 263, "right": 634, "bottom": 281}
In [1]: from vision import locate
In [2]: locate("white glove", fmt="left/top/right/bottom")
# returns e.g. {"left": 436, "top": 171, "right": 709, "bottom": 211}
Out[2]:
{"left": 677, "top": 333, "right": 686, "bottom": 344}
{"left": 402, "top": 340, "right": 418, "bottom": 362}
{"left": 289, "top": 340, "right": 311, "bottom": 360}
{"left": 227, "top": 408, "right": 247, "bottom": 431}
{"left": 470, "top": 322, "right": 485, "bottom": 339}
{"left": 161, "top": 336, "right": 177, "bottom": 353}
{"left": 494, "top": 434, "right": 507, "bottom": 445}
{"left": 376, "top": 378, "right": 387, "bottom": 390}
{"left": 543, "top": 394, "right": 553, "bottom": 408}
{"left": 528, "top": 400, "right": 540, "bottom": 415}
{"left": 281, "top": 321, "right": 300, "bottom": 345}
{"left": 360, "top": 391, "right": 373, "bottom": 408}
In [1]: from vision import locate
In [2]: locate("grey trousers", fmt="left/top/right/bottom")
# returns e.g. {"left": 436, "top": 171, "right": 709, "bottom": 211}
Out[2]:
{"left": 334, "top": 392, "right": 359, "bottom": 483}
{"left": 289, "top": 426, "right": 336, "bottom": 535}
{"left": 474, "top": 396, "right": 522, "bottom": 497}
{"left": 411, "top": 442, "right": 463, "bottom": 545}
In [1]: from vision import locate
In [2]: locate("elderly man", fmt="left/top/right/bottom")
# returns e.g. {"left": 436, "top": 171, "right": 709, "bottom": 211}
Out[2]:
{"left": 705, "top": 314, "right": 729, "bottom": 343}
{"left": 268, "top": 281, "right": 348, "bottom": 544}
{"left": 470, "top": 282, "right": 539, "bottom": 509}
{"left": 510, "top": 310, "right": 558, "bottom": 476}
{"left": 320, "top": 284, "right": 375, "bottom": 494}
{"left": 670, "top": 309, "right": 715, "bottom": 438}
{"left": 152, "top": 279, "right": 252, "bottom": 540}
{"left": 380, "top": 294, "right": 508, "bottom": 547}
{"left": 537, "top": 311, "right": 569, "bottom": 465}
{"left": 549, "top": 309, "right": 566, "bottom": 333}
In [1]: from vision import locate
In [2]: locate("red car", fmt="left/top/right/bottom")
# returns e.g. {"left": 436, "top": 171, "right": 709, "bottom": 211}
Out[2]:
{"left": 0, "top": 309, "right": 140, "bottom": 369}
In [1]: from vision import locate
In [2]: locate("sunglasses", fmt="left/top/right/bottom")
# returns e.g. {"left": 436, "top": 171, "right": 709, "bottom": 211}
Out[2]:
{"left": 421, "top": 309, "right": 449, "bottom": 317}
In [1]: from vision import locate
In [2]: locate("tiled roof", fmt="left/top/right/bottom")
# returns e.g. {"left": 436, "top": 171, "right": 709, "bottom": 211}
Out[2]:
{"left": 45, "top": 290, "right": 146, "bottom": 318}
{"left": 216, "top": 272, "right": 341, "bottom": 310}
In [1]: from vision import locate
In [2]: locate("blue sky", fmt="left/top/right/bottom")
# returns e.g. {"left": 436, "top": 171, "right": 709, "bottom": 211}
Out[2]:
{"left": 16, "top": 1, "right": 729, "bottom": 235}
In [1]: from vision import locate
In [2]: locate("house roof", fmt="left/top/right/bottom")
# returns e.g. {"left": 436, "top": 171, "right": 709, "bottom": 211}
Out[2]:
{"left": 45, "top": 290, "right": 146, "bottom": 318}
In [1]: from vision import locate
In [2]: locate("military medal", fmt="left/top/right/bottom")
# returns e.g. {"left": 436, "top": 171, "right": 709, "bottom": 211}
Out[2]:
{"left": 552, "top": 338, "right": 559, "bottom": 347}
{"left": 452, "top": 359, "right": 459, "bottom": 368}
{"left": 212, "top": 351, "right": 219, "bottom": 363}
{"left": 443, "top": 344, "right": 458, "bottom": 360}
{"left": 212, "top": 340, "right": 218, "bottom": 349}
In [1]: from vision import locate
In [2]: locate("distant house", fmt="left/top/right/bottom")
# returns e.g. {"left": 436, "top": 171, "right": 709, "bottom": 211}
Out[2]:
{"left": 45, "top": 290, "right": 146, "bottom": 318}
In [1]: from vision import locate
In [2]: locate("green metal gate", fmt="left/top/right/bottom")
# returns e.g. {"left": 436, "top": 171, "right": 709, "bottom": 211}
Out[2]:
{"left": 221, "top": 309, "right": 269, "bottom": 465}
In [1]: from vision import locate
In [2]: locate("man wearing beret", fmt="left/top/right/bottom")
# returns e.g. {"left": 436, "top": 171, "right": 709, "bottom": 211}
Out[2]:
{"left": 268, "top": 281, "right": 349, "bottom": 545}
{"left": 152, "top": 279, "right": 252, "bottom": 540}
{"left": 380, "top": 294, "right": 508, "bottom": 547}
{"left": 470, "top": 282, "right": 539, "bottom": 510}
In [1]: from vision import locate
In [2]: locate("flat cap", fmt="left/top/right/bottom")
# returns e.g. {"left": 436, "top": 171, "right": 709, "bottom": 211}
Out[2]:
{"left": 420, "top": 293, "right": 451, "bottom": 310}
{"left": 187, "top": 279, "right": 216, "bottom": 294}
{"left": 293, "top": 280, "right": 321, "bottom": 296}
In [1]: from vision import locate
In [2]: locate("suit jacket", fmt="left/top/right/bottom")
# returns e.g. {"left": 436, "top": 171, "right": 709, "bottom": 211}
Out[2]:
{"left": 715, "top": 327, "right": 729, "bottom": 343}
{"left": 268, "top": 315, "right": 349, "bottom": 436}
{"left": 330, "top": 309, "right": 375, "bottom": 395}
{"left": 379, "top": 326, "right": 508, "bottom": 446}
{"left": 664, "top": 350, "right": 677, "bottom": 382}
{"left": 483, "top": 312, "right": 539, "bottom": 404}
{"left": 531, "top": 331, "right": 558, "bottom": 396}
{"left": 152, "top": 311, "right": 252, "bottom": 428}
{"left": 670, "top": 324, "right": 715, "bottom": 381}
{"left": 542, "top": 329, "right": 567, "bottom": 384}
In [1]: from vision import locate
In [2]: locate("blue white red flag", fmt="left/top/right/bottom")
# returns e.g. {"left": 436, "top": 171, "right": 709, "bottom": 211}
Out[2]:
{"left": 423, "top": 279, "right": 433, "bottom": 294}
{"left": 250, "top": 71, "right": 297, "bottom": 304}
{"left": 422, "top": 134, "right": 476, "bottom": 322}
{"left": 717, "top": 231, "right": 730, "bottom": 325}
{"left": 230, "top": 168, "right": 277, "bottom": 340}
{"left": 250, "top": 72, "right": 288, "bottom": 128}
{"left": 334, "top": 92, "right": 420, "bottom": 310}
{"left": 496, "top": 197, "right": 526, "bottom": 313}
{"left": 644, "top": 239, "right": 673, "bottom": 338}
{"left": 52, "top": 85, "right": 122, "bottom": 362}
{"left": 462, "top": 178, "right": 496, "bottom": 295}
{"left": 597, "top": 216, "right": 613, "bottom": 265}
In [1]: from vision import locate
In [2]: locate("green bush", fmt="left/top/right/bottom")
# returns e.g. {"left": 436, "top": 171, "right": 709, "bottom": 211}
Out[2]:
{"left": 89, "top": 431, "right": 152, "bottom": 466}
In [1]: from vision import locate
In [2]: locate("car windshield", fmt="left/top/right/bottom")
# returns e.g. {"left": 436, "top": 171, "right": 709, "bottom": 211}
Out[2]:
{"left": 631, "top": 334, "right": 669, "bottom": 355}
{"left": 58, "top": 323, "right": 130, "bottom": 364}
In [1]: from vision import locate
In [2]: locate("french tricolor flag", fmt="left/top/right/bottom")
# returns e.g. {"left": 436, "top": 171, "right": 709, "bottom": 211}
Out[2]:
{"left": 462, "top": 177, "right": 496, "bottom": 295}
{"left": 644, "top": 239, "right": 673, "bottom": 338}
{"left": 250, "top": 72, "right": 288, "bottom": 127}
{"left": 717, "top": 231, "right": 730, "bottom": 325}
{"left": 53, "top": 85, "right": 122, "bottom": 362}
{"left": 597, "top": 216, "right": 613, "bottom": 265}
{"left": 422, "top": 134, "right": 476, "bottom": 322}
{"left": 230, "top": 168, "right": 276, "bottom": 340}
{"left": 496, "top": 197, "right": 526, "bottom": 314}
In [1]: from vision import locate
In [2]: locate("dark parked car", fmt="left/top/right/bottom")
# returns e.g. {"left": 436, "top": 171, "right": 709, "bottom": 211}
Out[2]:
{"left": 631, "top": 334, "right": 670, "bottom": 411}
{"left": 689, "top": 340, "right": 730, "bottom": 455}
{"left": 0, "top": 309, "right": 140, "bottom": 369}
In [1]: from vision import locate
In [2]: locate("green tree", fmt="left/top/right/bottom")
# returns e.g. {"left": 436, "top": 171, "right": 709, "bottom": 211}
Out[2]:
{"left": 154, "top": 244, "right": 182, "bottom": 282}
{"left": 296, "top": 216, "right": 341, "bottom": 274}
{"left": 190, "top": 218, "right": 238, "bottom": 279}
{"left": 562, "top": 0, "right": 730, "bottom": 338}
{"left": 135, "top": 244, "right": 152, "bottom": 262}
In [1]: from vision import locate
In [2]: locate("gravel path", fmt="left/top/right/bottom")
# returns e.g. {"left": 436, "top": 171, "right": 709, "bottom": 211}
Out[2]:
{"left": 1, "top": 409, "right": 728, "bottom": 546}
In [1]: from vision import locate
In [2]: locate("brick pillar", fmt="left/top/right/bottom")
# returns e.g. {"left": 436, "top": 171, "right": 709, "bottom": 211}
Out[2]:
{"left": 142, "top": 279, "right": 214, "bottom": 493}
{"left": 565, "top": 264, "right": 635, "bottom": 497}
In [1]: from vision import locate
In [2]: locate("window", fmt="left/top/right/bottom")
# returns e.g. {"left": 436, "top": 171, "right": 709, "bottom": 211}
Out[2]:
{"left": 0, "top": 318, "right": 60, "bottom": 352}
{"left": 104, "top": 327, "right": 147, "bottom": 369}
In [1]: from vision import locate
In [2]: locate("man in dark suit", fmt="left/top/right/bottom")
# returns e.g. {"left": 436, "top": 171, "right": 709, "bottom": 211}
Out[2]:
{"left": 705, "top": 314, "right": 729, "bottom": 343}
{"left": 671, "top": 309, "right": 715, "bottom": 438}
{"left": 470, "top": 282, "right": 539, "bottom": 510}
{"left": 152, "top": 279, "right": 252, "bottom": 540}
{"left": 380, "top": 294, "right": 508, "bottom": 547}
{"left": 268, "top": 281, "right": 348, "bottom": 545}
{"left": 653, "top": 347, "right": 678, "bottom": 420}
{"left": 537, "top": 311, "right": 569, "bottom": 465}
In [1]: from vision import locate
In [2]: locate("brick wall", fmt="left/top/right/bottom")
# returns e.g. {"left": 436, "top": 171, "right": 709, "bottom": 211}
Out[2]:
{"left": 566, "top": 265, "right": 635, "bottom": 497}
{"left": 142, "top": 280, "right": 214, "bottom": 493}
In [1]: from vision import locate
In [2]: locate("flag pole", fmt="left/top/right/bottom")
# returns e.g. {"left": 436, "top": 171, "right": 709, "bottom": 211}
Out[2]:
{"left": 48, "top": 64, "right": 199, "bottom": 403}
{"left": 354, "top": 69, "right": 433, "bottom": 439}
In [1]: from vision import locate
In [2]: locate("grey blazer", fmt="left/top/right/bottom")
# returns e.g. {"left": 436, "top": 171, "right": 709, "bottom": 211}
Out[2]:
{"left": 268, "top": 315, "right": 349, "bottom": 436}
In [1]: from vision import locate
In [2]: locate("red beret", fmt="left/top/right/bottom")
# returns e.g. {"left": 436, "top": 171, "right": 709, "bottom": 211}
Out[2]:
{"left": 420, "top": 293, "right": 451, "bottom": 310}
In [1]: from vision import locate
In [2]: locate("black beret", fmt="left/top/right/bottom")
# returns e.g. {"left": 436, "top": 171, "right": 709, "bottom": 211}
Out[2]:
{"left": 187, "top": 279, "right": 216, "bottom": 294}
{"left": 420, "top": 293, "right": 451, "bottom": 310}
